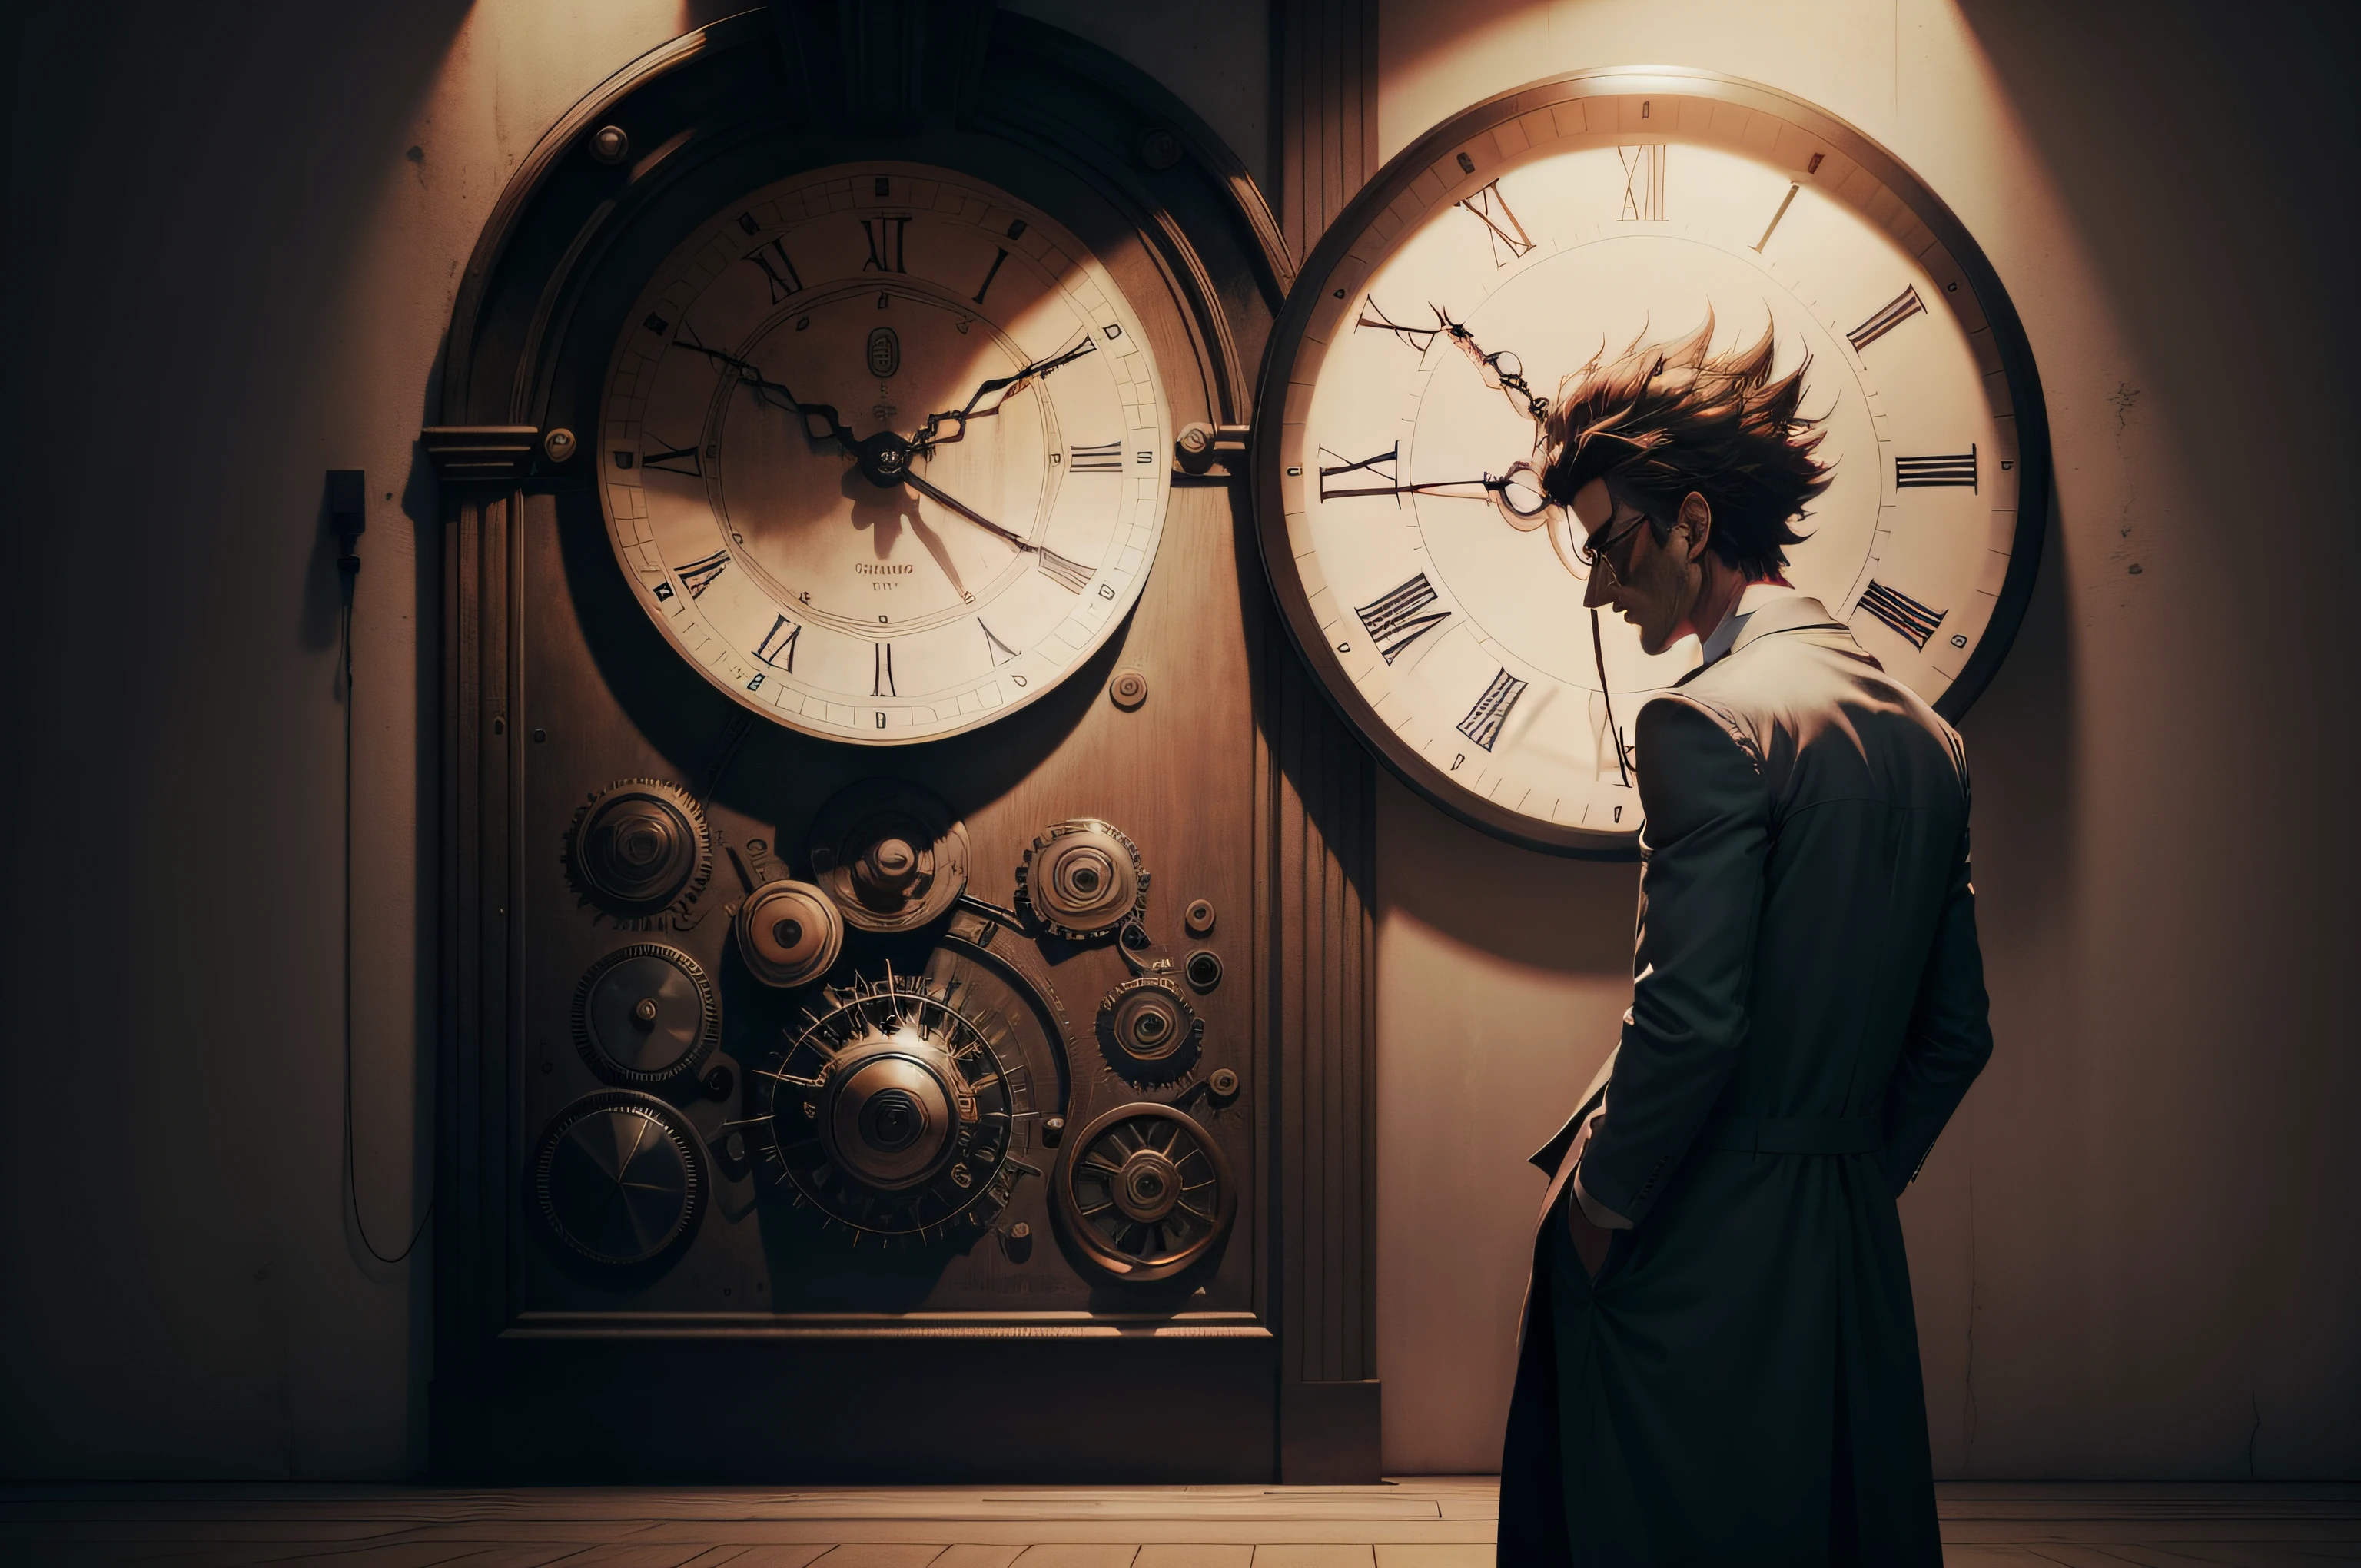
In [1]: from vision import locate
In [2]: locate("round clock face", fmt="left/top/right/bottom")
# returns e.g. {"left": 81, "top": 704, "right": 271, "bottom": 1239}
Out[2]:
{"left": 600, "top": 161, "right": 1172, "bottom": 743}
{"left": 1260, "top": 71, "right": 2045, "bottom": 853}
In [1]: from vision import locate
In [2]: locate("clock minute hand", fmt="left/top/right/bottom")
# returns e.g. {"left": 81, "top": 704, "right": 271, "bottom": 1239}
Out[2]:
{"left": 902, "top": 470, "right": 1097, "bottom": 588}
{"left": 911, "top": 334, "right": 1099, "bottom": 453}
{"left": 676, "top": 341, "right": 859, "bottom": 453}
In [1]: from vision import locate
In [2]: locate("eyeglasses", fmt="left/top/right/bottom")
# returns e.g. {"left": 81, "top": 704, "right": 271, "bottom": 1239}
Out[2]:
{"left": 1576, "top": 509, "right": 1654, "bottom": 576}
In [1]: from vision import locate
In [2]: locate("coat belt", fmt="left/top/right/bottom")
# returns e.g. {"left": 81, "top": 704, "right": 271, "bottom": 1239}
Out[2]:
{"left": 1695, "top": 1112, "right": 1883, "bottom": 1155}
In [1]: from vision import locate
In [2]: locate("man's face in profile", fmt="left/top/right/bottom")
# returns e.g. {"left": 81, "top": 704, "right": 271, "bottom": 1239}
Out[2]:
{"left": 1576, "top": 477, "right": 1691, "bottom": 656}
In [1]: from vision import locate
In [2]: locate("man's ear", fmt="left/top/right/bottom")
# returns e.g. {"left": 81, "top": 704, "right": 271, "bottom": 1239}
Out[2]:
{"left": 1677, "top": 491, "right": 1713, "bottom": 560}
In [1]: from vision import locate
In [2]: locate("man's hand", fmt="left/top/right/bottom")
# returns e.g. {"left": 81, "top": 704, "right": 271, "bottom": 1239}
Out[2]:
{"left": 1564, "top": 1105, "right": 1613, "bottom": 1279}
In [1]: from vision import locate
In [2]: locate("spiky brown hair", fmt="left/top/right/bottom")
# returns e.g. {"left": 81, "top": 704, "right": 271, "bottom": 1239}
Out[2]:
{"left": 1538, "top": 310, "right": 1832, "bottom": 580}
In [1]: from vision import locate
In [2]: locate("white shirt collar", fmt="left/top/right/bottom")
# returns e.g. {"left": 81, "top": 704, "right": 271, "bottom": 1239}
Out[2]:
{"left": 1698, "top": 580, "right": 1799, "bottom": 669}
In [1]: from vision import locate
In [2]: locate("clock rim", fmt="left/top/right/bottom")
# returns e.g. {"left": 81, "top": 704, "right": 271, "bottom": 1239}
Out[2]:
{"left": 594, "top": 156, "right": 1175, "bottom": 748}
{"left": 1251, "top": 65, "right": 2052, "bottom": 859}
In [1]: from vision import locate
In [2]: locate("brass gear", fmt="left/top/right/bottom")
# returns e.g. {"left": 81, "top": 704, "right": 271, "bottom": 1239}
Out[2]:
{"left": 1054, "top": 1102, "right": 1234, "bottom": 1281}
{"left": 1018, "top": 819, "right": 1148, "bottom": 939}
{"left": 570, "top": 943, "right": 721, "bottom": 1085}
{"left": 1096, "top": 977, "right": 1203, "bottom": 1085}
{"left": 563, "top": 778, "right": 712, "bottom": 922}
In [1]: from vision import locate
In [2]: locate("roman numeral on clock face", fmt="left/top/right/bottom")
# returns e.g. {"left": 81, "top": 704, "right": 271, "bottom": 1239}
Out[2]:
{"left": 1456, "top": 180, "right": 1536, "bottom": 264}
{"left": 1855, "top": 580, "right": 1947, "bottom": 649}
{"left": 1318, "top": 441, "right": 1402, "bottom": 501}
{"left": 643, "top": 434, "right": 703, "bottom": 477}
{"left": 744, "top": 237, "right": 803, "bottom": 302}
{"left": 1894, "top": 445, "right": 1978, "bottom": 490}
{"left": 1619, "top": 145, "right": 1665, "bottom": 221}
{"left": 1068, "top": 441, "right": 1123, "bottom": 473}
{"left": 872, "top": 641, "right": 897, "bottom": 697}
{"left": 755, "top": 613, "right": 800, "bottom": 670}
{"left": 1456, "top": 666, "right": 1528, "bottom": 752}
{"left": 678, "top": 550, "right": 730, "bottom": 598}
{"left": 862, "top": 215, "right": 909, "bottom": 274}
{"left": 1353, "top": 573, "right": 1450, "bottom": 663}
{"left": 1355, "top": 297, "right": 1445, "bottom": 353}
{"left": 1037, "top": 549, "right": 1093, "bottom": 593}
{"left": 973, "top": 247, "right": 1010, "bottom": 304}
{"left": 1848, "top": 286, "right": 1926, "bottom": 354}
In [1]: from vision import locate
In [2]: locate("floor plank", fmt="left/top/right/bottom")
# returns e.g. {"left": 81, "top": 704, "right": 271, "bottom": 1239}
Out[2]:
{"left": 2, "top": 1480, "right": 2354, "bottom": 1566}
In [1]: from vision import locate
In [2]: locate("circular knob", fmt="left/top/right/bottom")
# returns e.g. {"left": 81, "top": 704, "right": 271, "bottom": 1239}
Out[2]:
{"left": 543, "top": 427, "right": 578, "bottom": 463}
{"left": 1208, "top": 1068, "right": 1240, "bottom": 1098}
{"left": 587, "top": 125, "right": 629, "bottom": 164}
{"left": 1109, "top": 669, "right": 1148, "bottom": 710}
{"left": 735, "top": 879, "right": 846, "bottom": 988}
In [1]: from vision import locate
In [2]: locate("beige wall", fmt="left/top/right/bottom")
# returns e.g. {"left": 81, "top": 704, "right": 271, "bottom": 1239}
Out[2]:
{"left": 1372, "top": 0, "right": 2361, "bottom": 1478}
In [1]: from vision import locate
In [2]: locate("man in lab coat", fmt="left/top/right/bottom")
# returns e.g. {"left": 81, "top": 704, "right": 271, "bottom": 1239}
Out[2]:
{"left": 1496, "top": 317, "right": 1993, "bottom": 1566}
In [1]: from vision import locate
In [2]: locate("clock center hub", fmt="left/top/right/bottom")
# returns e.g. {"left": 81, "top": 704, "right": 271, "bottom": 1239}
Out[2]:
{"left": 854, "top": 430, "right": 912, "bottom": 487}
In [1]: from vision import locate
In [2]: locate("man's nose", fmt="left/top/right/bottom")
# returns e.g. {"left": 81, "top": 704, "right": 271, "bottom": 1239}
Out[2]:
{"left": 1582, "top": 563, "right": 1614, "bottom": 609}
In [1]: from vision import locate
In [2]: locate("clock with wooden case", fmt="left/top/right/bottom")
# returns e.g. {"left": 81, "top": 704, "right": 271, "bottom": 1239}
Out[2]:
{"left": 1254, "top": 67, "right": 2050, "bottom": 855}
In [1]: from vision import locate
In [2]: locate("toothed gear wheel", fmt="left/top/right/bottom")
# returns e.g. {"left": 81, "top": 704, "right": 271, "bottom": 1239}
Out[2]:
{"left": 1097, "top": 977, "right": 1203, "bottom": 1085}
{"left": 564, "top": 778, "right": 712, "bottom": 919}
{"left": 759, "top": 965, "right": 1031, "bottom": 1239}
{"left": 571, "top": 943, "right": 721, "bottom": 1085}
{"left": 735, "top": 879, "right": 845, "bottom": 988}
{"left": 1054, "top": 1103, "right": 1234, "bottom": 1281}
{"left": 532, "top": 1091, "right": 705, "bottom": 1267}
{"left": 1018, "top": 819, "right": 1147, "bottom": 938}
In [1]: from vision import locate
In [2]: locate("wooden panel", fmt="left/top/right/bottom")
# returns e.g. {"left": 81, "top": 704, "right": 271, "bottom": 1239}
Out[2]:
{"left": 1273, "top": 0, "right": 1380, "bottom": 258}
{"left": 1270, "top": 0, "right": 1382, "bottom": 1480}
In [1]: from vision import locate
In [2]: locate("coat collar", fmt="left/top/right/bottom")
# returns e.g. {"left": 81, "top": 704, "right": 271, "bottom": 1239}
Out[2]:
{"left": 1673, "top": 593, "right": 1842, "bottom": 686}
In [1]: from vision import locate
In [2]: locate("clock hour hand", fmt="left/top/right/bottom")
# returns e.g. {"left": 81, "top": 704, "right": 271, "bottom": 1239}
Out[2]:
{"left": 909, "top": 334, "right": 1099, "bottom": 453}
{"left": 1432, "top": 307, "right": 1552, "bottom": 425}
{"left": 674, "top": 340, "right": 859, "bottom": 453}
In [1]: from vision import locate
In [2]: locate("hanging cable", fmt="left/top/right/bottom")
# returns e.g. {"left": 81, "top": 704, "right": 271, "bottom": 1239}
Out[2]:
{"left": 334, "top": 473, "right": 431, "bottom": 1265}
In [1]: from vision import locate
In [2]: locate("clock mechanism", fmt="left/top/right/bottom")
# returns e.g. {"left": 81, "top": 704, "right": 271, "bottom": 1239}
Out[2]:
{"left": 1097, "top": 976, "right": 1203, "bottom": 1086}
{"left": 564, "top": 779, "right": 714, "bottom": 925}
{"left": 571, "top": 943, "right": 721, "bottom": 1085}
{"left": 533, "top": 1091, "right": 706, "bottom": 1267}
{"left": 1054, "top": 1102, "right": 1235, "bottom": 1281}
{"left": 1018, "top": 818, "right": 1149, "bottom": 938}
{"left": 755, "top": 957, "right": 1044, "bottom": 1241}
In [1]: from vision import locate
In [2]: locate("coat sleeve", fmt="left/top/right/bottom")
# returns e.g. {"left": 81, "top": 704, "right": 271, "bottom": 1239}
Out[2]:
{"left": 1575, "top": 694, "right": 1769, "bottom": 1228}
{"left": 1880, "top": 798, "right": 1994, "bottom": 1195}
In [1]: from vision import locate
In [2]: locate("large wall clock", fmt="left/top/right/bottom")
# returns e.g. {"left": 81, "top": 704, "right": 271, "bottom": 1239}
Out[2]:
{"left": 605, "top": 162, "right": 1171, "bottom": 742}
{"left": 1254, "top": 68, "right": 2050, "bottom": 855}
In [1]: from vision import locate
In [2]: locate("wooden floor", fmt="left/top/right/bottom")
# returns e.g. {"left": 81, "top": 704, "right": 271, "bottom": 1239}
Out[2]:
{"left": 2, "top": 1478, "right": 2356, "bottom": 1566}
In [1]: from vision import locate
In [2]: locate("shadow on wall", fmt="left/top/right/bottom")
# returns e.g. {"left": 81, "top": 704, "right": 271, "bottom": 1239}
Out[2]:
{"left": 2, "top": 0, "right": 471, "bottom": 1479}
{"left": 1374, "top": 772, "right": 1640, "bottom": 1473}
